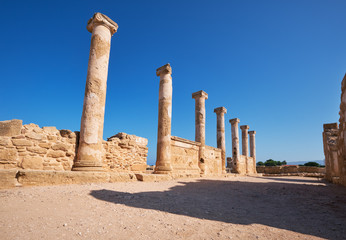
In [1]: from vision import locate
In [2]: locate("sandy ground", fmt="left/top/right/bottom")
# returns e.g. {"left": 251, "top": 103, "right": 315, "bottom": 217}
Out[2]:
{"left": 0, "top": 176, "right": 345, "bottom": 240}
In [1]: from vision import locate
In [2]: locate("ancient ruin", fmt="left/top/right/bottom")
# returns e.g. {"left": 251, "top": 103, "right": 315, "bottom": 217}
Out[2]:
{"left": 0, "top": 12, "right": 259, "bottom": 188}
{"left": 323, "top": 74, "right": 346, "bottom": 187}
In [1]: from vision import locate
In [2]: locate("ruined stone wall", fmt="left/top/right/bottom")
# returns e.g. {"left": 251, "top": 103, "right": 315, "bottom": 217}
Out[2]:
{"left": 338, "top": 75, "right": 346, "bottom": 186}
{"left": 323, "top": 74, "right": 346, "bottom": 186}
{"left": 256, "top": 166, "right": 325, "bottom": 176}
{"left": 170, "top": 136, "right": 200, "bottom": 176}
{"left": 246, "top": 156, "right": 255, "bottom": 174}
{"left": 103, "top": 133, "right": 148, "bottom": 172}
{"left": 0, "top": 120, "right": 148, "bottom": 172}
{"left": 204, "top": 145, "right": 222, "bottom": 175}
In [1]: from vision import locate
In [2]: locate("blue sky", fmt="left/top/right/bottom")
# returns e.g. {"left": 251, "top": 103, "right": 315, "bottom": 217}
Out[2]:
{"left": 1, "top": 0, "right": 345, "bottom": 165}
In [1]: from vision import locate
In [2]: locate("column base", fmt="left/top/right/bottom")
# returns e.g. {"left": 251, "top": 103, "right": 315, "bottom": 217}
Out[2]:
{"left": 72, "top": 160, "right": 104, "bottom": 172}
{"left": 154, "top": 165, "right": 172, "bottom": 174}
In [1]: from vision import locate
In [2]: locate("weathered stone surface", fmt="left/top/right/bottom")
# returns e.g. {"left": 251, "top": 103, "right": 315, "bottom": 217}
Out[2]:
{"left": 52, "top": 143, "right": 69, "bottom": 151}
{"left": 47, "top": 150, "right": 66, "bottom": 158}
{"left": 130, "top": 164, "right": 147, "bottom": 171}
{"left": 154, "top": 63, "right": 173, "bottom": 174}
{"left": 27, "top": 147, "right": 48, "bottom": 154}
{"left": 0, "top": 148, "right": 17, "bottom": 161}
{"left": 38, "top": 142, "right": 51, "bottom": 149}
{"left": 135, "top": 173, "right": 172, "bottom": 182}
{"left": 0, "top": 119, "right": 22, "bottom": 137}
{"left": 214, "top": 107, "right": 227, "bottom": 173}
{"left": 74, "top": 13, "right": 118, "bottom": 172}
{"left": 21, "top": 156, "right": 43, "bottom": 170}
{"left": 0, "top": 169, "right": 20, "bottom": 189}
{"left": 43, "top": 126, "right": 59, "bottom": 135}
{"left": 25, "top": 132, "right": 44, "bottom": 140}
{"left": 12, "top": 139, "right": 32, "bottom": 147}
{"left": 0, "top": 137, "right": 11, "bottom": 146}
{"left": 192, "top": 90, "right": 208, "bottom": 174}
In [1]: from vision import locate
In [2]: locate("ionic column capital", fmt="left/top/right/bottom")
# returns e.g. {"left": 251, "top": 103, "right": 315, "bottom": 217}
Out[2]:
{"left": 156, "top": 63, "right": 172, "bottom": 76}
{"left": 240, "top": 125, "right": 250, "bottom": 130}
{"left": 229, "top": 118, "right": 240, "bottom": 124}
{"left": 192, "top": 90, "right": 208, "bottom": 100}
{"left": 87, "top": 12, "right": 118, "bottom": 35}
{"left": 248, "top": 130, "right": 256, "bottom": 135}
{"left": 214, "top": 107, "right": 227, "bottom": 115}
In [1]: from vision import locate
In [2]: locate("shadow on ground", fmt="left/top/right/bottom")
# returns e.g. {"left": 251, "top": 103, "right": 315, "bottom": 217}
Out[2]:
{"left": 90, "top": 177, "right": 346, "bottom": 239}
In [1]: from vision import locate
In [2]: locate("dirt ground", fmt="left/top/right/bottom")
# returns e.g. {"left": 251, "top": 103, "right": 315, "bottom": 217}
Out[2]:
{"left": 0, "top": 176, "right": 345, "bottom": 240}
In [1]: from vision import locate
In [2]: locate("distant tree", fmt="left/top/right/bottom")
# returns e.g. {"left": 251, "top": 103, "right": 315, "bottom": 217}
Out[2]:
{"left": 304, "top": 162, "right": 320, "bottom": 167}
{"left": 263, "top": 159, "right": 287, "bottom": 166}
{"left": 264, "top": 159, "right": 277, "bottom": 166}
{"left": 257, "top": 161, "right": 264, "bottom": 166}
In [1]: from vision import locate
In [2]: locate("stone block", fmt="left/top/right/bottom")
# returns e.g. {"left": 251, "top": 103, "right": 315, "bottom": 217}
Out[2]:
{"left": 27, "top": 147, "right": 48, "bottom": 154}
{"left": 21, "top": 156, "right": 43, "bottom": 170}
{"left": 0, "top": 148, "right": 17, "bottom": 161}
{"left": 130, "top": 164, "right": 147, "bottom": 172}
{"left": 135, "top": 173, "right": 173, "bottom": 182}
{"left": 0, "top": 137, "right": 11, "bottom": 147}
{"left": 43, "top": 126, "right": 59, "bottom": 135}
{"left": 25, "top": 132, "right": 44, "bottom": 140}
{"left": 0, "top": 169, "right": 20, "bottom": 189}
{"left": 38, "top": 142, "right": 51, "bottom": 149}
{"left": 51, "top": 143, "right": 69, "bottom": 151}
{"left": 0, "top": 119, "right": 22, "bottom": 137}
{"left": 12, "top": 139, "right": 32, "bottom": 147}
{"left": 47, "top": 150, "right": 66, "bottom": 158}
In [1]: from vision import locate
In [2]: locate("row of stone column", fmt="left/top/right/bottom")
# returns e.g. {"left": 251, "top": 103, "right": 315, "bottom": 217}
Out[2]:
{"left": 72, "top": 12, "right": 256, "bottom": 173}
{"left": 155, "top": 63, "right": 256, "bottom": 174}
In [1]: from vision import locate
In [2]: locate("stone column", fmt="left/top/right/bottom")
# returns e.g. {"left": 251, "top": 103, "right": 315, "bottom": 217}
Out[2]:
{"left": 73, "top": 13, "right": 118, "bottom": 171}
{"left": 249, "top": 130, "right": 257, "bottom": 173}
{"left": 214, "top": 107, "right": 227, "bottom": 174}
{"left": 192, "top": 90, "right": 208, "bottom": 174}
{"left": 240, "top": 125, "right": 250, "bottom": 157}
{"left": 230, "top": 118, "right": 240, "bottom": 172}
{"left": 154, "top": 64, "right": 173, "bottom": 174}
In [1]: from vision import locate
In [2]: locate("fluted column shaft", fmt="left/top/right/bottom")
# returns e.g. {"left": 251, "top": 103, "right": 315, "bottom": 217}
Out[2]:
{"left": 249, "top": 130, "right": 257, "bottom": 173}
{"left": 240, "top": 125, "right": 250, "bottom": 157}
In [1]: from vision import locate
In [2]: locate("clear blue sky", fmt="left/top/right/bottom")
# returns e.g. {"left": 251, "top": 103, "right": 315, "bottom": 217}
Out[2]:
{"left": 1, "top": 0, "right": 345, "bottom": 165}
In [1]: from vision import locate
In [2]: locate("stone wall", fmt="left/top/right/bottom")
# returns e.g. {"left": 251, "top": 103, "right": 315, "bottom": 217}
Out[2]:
{"left": 0, "top": 119, "right": 148, "bottom": 172}
{"left": 227, "top": 155, "right": 256, "bottom": 175}
{"left": 205, "top": 145, "right": 222, "bottom": 175}
{"left": 170, "top": 136, "right": 222, "bottom": 176}
{"left": 256, "top": 165, "right": 325, "bottom": 176}
{"left": 323, "top": 74, "right": 346, "bottom": 187}
{"left": 170, "top": 136, "right": 200, "bottom": 176}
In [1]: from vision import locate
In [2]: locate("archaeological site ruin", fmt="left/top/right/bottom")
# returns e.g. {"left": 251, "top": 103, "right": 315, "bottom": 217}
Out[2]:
{"left": 0, "top": 12, "right": 260, "bottom": 188}
{"left": 323, "top": 74, "right": 346, "bottom": 187}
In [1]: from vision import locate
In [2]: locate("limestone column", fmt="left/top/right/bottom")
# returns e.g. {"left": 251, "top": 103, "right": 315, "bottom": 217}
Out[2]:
{"left": 240, "top": 125, "right": 250, "bottom": 157}
{"left": 192, "top": 90, "right": 208, "bottom": 174}
{"left": 73, "top": 13, "right": 118, "bottom": 171}
{"left": 154, "top": 64, "right": 173, "bottom": 174}
{"left": 214, "top": 107, "right": 227, "bottom": 174}
{"left": 249, "top": 130, "right": 257, "bottom": 173}
{"left": 229, "top": 118, "right": 240, "bottom": 172}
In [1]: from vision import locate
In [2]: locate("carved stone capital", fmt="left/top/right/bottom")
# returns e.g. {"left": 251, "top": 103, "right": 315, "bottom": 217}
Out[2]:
{"left": 248, "top": 130, "right": 256, "bottom": 135}
{"left": 156, "top": 63, "right": 172, "bottom": 76}
{"left": 87, "top": 12, "right": 118, "bottom": 35}
{"left": 214, "top": 107, "right": 227, "bottom": 114}
{"left": 229, "top": 118, "right": 240, "bottom": 124}
{"left": 323, "top": 123, "right": 338, "bottom": 131}
{"left": 192, "top": 90, "right": 208, "bottom": 100}
{"left": 240, "top": 125, "right": 250, "bottom": 130}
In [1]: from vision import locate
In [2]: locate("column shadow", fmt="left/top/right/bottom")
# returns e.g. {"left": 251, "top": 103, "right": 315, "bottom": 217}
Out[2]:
{"left": 90, "top": 179, "right": 346, "bottom": 239}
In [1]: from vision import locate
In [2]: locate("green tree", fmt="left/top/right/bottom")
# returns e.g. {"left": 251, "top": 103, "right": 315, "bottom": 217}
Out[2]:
{"left": 264, "top": 159, "right": 277, "bottom": 166}
{"left": 304, "top": 162, "right": 320, "bottom": 167}
{"left": 257, "top": 161, "right": 264, "bottom": 166}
